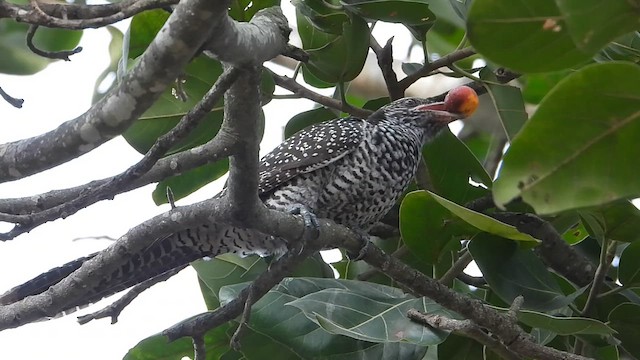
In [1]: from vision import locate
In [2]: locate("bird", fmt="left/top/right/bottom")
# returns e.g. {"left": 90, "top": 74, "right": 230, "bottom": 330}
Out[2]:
{"left": 0, "top": 86, "right": 479, "bottom": 318}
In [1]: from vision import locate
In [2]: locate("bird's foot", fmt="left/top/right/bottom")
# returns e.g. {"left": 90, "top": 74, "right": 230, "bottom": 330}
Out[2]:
{"left": 347, "top": 231, "right": 371, "bottom": 261}
{"left": 287, "top": 204, "right": 320, "bottom": 254}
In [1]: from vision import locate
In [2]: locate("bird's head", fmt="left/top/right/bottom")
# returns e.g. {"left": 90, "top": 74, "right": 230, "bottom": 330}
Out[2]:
{"left": 373, "top": 86, "right": 479, "bottom": 140}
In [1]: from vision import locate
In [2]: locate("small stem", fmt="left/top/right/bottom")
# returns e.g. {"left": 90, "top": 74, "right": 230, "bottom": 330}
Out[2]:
{"left": 439, "top": 250, "right": 473, "bottom": 285}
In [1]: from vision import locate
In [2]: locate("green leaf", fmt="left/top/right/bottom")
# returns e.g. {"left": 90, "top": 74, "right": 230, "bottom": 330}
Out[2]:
{"left": 555, "top": 0, "right": 640, "bottom": 53}
{"left": 400, "top": 191, "right": 459, "bottom": 264}
{"left": 152, "top": 160, "right": 229, "bottom": 205}
{"left": 516, "top": 309, "right": 616, "bottom": 335}
{"left": 594, "top": 345, "right": 619, "bottom": 360}
{"left": 608, "top": 303, "right": 640, "bottom": 356}
{"left": 479, "top": 66, "right": 529, "bottom": 141}
{"left": 292, "top": 0, "right": 350, "bottom": 34}
{"left": 467, "top": 0, "right": 591, "bottom": 73}
{"left": 521, "top": 70, "right": 572, "bottom": 105}
{"left": 426, "top": 191, "right": 539, "bottom": 242}
{"left": 128, "top": 9, "right": 170, "bottom": 59}
{"left": 298, "top": 12, "right": 370, "bottom": 84}
{"left": 578, "top": 200, "right": 640, "bottom": 243}
{"left": 561, "top": 221, "right": 589, "bottom": 245}
{"left": 595, "top": 31, "right": 640, "bottom": 64}
{"left": 469, "top": 234, "right": 574, "bottom": 311}
{"left": 284, "top": 107, "right": 337, "bottom": 139}
{"left": 422, "top": 128, "right": 492, "bottom": 204}
{"left": 0, "top": 21, "right": 82, "bottom": 74}
{"left": 619, "top": 241, "right": 640, "bottom": 287}
{"left": 493, "top": 62, "right": 640, "bottom": 214}
{"left": 340, "top": 0, "right": 437, "bottom": 41}
{"left": 219, "top": 278, "right": 429, "bottom": 359}
{"left": 194, "top": 254, "right": 268, "bottom": 309}
{"left": 438, "top": 334, "right": 484, "bottom": 360}
{"left": 228, "top": 0, "right": 281, "bottom": 21}
{"left": 123, "top": 56, "right": 224, "bottom": 154}
{"left": 288, "top": 290, "right": 452, "bottom": 345}
{"left": 124, "top": 324, "right": 235, "bottom": 360}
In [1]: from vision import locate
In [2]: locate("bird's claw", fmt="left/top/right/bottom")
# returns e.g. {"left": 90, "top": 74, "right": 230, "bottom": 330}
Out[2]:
{"left": 347, "top": 231, "right": 371, "bottom": 261}
{"left": 287, "top": 204, "right": 320, "bottom": 254}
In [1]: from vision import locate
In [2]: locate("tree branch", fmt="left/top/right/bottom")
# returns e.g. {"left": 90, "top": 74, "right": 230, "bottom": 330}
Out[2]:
{"left": 398, "top": 47, "right": 476, "bottom": 91}
{"left": 0, "top": 0, "right": 179, "bottom": 30}
{"left": 0, "top": 0, "right": 227, "bottom": 184}
{"left": 0, "top": 67, "right": 240, "bottom": 240}
{"left": 407, "top": 310, "right": 523, "bottom": 360}
{"left": 492, "top": 213, "right": 596, "bottom": 287}
{"left": 271, "top": 73, "right": 373, "bottom": 118}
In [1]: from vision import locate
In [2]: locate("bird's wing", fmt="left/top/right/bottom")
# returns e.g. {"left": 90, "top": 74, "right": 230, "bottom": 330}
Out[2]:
{"left": 258, "top": 117, "right": 366, "bottom": 195}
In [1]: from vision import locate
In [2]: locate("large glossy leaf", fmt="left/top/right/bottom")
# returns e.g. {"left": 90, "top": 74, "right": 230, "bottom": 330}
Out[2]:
{"left": 422, "top": 128, "right": 492, "bottom": 204}
{"left": 128, "top": 9, "right": 169, "bottom": 59}
{"left": 290, "top": 288, "right": 452, "bottom": 345}
{"left": 608, "top": 303, "right": 640, "bottom": 356}
{"left": 298, "top": 12, "right": 370, "bottom": 84}
{"left": 400, "top": 191, "right": 460, "bottom": 264}
{"left": 292, "top": 0, "right": 349, "bottom": 34}
{"left": 194, "top": 254, "right": 268, "bottom": 309}
{"left": 467, "top": 0, "right": 590, "bottom": 73}
{"left": 469, "top": 234, "right": 574, "bottom": 311}
{"left": 555, "top": 0, "right": 640, "bottom": 53}
{"left": 619, "top": 241, "right": 640, "bottom": 287}
{"left": 479, "top": 67, "right": 528, "bottom": 141}
{"left": 493, "top": 62, "right": 640, "bottom": 214}
{"left": 340, "top": 0, "right": 436, "bottom": 41}
{"left": 521, "top": 70, "right": 572, "bottom": 105}
{"left": 219, "top": 278, "right": 429, "bottom": 359}
{"left": 123, "top": 56, "right": 225, "bottom": 154}
{"left": 0, "top": 21, "right": 82, "bottom": 74}
{"left": 426, "top": 191, "right": 539, "bottom": 242}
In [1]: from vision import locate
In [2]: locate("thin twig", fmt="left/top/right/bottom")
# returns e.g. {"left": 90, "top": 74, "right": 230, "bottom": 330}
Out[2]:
{"left": 370, "top": 36, "right": 402, "bottom": 100}
{"left": 398, "top": 47, "right": 476, "bottom": 91}
{"left": 0, "top": 86, "right": 24, "bottom": 108}
{"left": 439, "top": 250, "right": 473, "bottom": 285}
{"left": 271, "top": 73, "right": 372, "bottom": 118}
{"left": 26, "top": 25, "right": 82, "bottom": 60}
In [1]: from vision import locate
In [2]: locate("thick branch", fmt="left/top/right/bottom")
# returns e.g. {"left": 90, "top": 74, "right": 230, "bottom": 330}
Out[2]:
{"left": 204, "top": 7, "right": 290, "bottom": 65}
{"left": 0, "top": 0, "right": 179, "bottom": 29}
{"left": 0, "top": 0, "right": 227, "bottom": 183}
{"left": 221, "top": 66, "right": 263, "bottom": 221}
{"left": 0, "top": 134, "right": 237, "bottom": 216}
